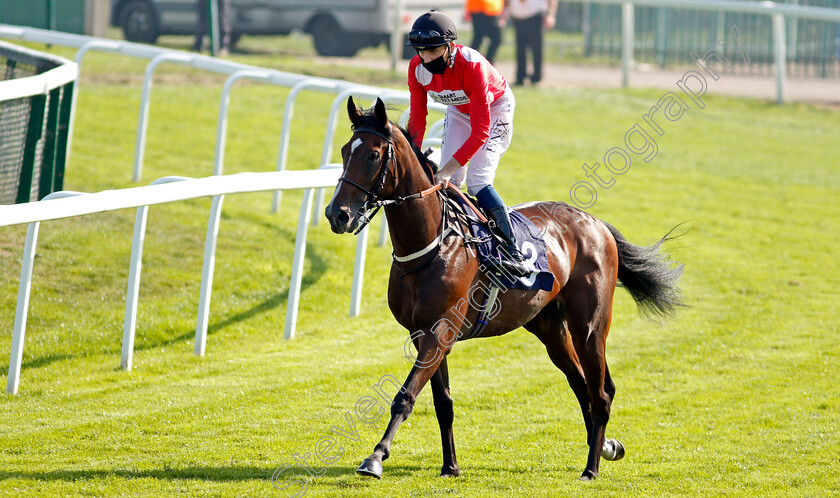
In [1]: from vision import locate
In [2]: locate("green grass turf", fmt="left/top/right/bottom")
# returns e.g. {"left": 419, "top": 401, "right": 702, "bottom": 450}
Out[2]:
{"left": 0, "top": 38, "right": 838, "bottom": 497}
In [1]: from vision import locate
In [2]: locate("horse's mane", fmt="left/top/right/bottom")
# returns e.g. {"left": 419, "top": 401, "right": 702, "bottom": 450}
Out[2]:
{"left": 351, "top": 109, "right": 437, "bottom": 183}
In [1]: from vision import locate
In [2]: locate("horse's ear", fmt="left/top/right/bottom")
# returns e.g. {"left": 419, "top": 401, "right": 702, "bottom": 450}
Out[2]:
{"left": 347, "top": 96, "right": 362, "bottom": 126}
{"left": 373, "top": 97, "right": 388, "bottom": 129}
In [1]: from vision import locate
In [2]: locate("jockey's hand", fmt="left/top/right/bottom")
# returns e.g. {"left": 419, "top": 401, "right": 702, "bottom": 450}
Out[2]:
{"left": 434, "top": 158, "right": 461, "bottom": 186}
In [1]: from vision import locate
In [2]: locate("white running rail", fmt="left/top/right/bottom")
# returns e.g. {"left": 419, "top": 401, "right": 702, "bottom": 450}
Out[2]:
{"left": 0, "top": 25, "right": 448, "bottom": 396}
{"left": 1, "top": 167, "right": 351, "bottom": 394}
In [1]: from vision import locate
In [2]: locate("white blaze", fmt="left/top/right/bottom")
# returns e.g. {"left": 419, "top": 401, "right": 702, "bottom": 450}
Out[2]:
{"left": 350, "top": 138, "right": 363, "bottom": 156}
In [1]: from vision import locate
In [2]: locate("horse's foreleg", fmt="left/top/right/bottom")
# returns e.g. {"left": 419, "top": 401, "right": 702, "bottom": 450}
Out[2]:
{"left": 357, "top": 327, "right": 451, "bottom": 479}
{"left": 430, "top": 357, "right": 459, "bottom": 477}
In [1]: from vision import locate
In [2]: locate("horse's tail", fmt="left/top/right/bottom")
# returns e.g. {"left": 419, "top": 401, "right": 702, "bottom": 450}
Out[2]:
{"left": 602, "top": 222, "right": 685, "bottom": 318}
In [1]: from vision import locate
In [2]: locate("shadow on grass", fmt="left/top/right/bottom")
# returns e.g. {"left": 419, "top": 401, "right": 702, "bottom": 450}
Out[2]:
{"left": 0, "top": 465, "right": 274, "bottom": 483}
{"left": 137, "top": 241, "right": 329, "bottom": 349}
{"left": 0, "top": 353, "right": 78, "bottom": 381}
{"left": 0, "top": 240, "right": 328, "bottom": 378}
{"left": 0, "top": 463, "right": 436, "bottom": 483}
{"left": 13, "top": 353, "right": 77, "bottom": 373}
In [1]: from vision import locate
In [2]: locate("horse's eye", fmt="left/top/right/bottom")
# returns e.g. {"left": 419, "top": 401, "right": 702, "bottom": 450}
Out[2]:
{"left": 367, "top": 151, "right": 380, "bottom": 163}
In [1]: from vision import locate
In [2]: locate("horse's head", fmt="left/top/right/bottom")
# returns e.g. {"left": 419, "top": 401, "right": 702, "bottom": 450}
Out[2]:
{"left": 325, "top": 96, "right": 398, "bottom": 235}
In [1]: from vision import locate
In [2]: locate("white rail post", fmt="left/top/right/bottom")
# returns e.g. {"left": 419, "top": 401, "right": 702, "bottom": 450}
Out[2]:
{"left": 771, "top": 12, "right": 788, "bottom": 104}
{"left": 7, "top": 222, "right": 40, "bottom": 395}
{"left": 272, "top": 78, "right": 344, "bottom": 213}
{"left": 121, "top": 204, "right": 148, "bottom": 371}
{"left": 195, "top": 194, "right": 225, "bottom": 356}
{"left": 311, "top": 109, "right": 343, "bottom": 226}
{"left": 133, "top": 53, "right": 193, "bottom": 182}
{"left": 621, "top": 1, "right": 635, "bottom": 88}
{"left": 285, "top": 187, "right": 316, "bottom": 339}
{"left": 68, "top": 39, "right": 121, "bottom": 162}
{"left": 271, "top": 80, "right": 305, "bottom": 213}
{"left": 6, "top": 191, "right": 84, "bottom": 394}
{"left": 350, "top": 226, "right": 369, "bottom": 317}
{"left": 122, "top": 177, "right": 190, "bottom": 370}
{"left": 378, "top": 213, "right": 389, "bottom": 246}
{"left": 215, "top": 70, "right": 272, "bottom": 176}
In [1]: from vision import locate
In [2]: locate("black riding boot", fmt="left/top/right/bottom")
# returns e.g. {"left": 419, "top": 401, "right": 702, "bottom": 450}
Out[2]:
{"left": 487, "top": 206, "right": 531, "bottom": 277}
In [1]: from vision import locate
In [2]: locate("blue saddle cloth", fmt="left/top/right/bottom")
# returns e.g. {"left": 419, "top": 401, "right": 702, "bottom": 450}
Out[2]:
{"left": 450, "top": 196, "right": 555, "bottom": 292}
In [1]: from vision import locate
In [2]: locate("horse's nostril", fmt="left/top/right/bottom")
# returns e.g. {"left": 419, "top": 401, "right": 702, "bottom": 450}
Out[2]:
{"left": 337, "top": 211, "right": 350, "bottom": 226}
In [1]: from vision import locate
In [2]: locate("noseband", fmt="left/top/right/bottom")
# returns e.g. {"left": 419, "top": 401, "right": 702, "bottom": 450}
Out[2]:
{"left": 337, "top": 127, "right": 398, "bottom": 234}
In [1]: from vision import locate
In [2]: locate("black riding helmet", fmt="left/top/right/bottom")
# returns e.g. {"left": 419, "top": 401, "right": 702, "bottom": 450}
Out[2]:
{"left": 406, "top": 10, "right": 458, "bottom": 51}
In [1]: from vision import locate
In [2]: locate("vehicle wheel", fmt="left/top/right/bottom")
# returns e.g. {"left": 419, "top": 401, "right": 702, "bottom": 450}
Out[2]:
{"left": 310, "top": 16, "right": 358, "bottom": 57}
{"left": 119, "top": 0, "right": 159, "bottom": 44}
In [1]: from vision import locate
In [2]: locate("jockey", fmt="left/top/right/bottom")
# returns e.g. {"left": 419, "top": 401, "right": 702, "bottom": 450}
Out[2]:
{"left": 406, "top": 10, "right": 530, "bottom": 276}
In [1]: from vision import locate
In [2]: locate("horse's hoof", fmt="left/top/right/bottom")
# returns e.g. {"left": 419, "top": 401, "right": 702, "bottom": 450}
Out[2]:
{"left": 601, "top": 439, "right": 626, "bottom": 461}
{"left": 356, "top": 457, "right": 383, "bottom": 479}
{"left": 439, "top": 466, "right": 460, "bottom": 477}
{"left": 579, "top": 470, "right": 597, "bottom": 481}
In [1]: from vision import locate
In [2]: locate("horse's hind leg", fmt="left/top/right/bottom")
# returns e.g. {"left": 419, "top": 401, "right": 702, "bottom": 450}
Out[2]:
{"left": 600, "top": 363, "right": 625, "bottom": 461}
{"left": 525, "top": 304, "right": 593, "bottom": 441}
{"left": 563, "top": 277, "right": 618, "bottom": 481}
{"left": 430, "top": 357, "right": 459, "bottom": 477}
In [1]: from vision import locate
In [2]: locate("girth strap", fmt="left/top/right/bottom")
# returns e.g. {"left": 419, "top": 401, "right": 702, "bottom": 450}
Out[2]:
{"left": 462, "top": 284, "right": 500, "bottom": 340}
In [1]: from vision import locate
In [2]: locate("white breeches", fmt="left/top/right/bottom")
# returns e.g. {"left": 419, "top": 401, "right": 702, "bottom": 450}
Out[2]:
{"left": 441, "top": 87, "right": 515, "bottom": 196}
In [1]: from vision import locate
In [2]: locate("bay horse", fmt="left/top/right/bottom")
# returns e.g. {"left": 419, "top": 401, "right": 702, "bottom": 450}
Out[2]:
{"left": 324, "top": 97, "right": 683, "bottom": 481}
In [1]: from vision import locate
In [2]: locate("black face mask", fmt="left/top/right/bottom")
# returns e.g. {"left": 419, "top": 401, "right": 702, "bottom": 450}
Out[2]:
{"left": 420, "top": 47, "right": 450, "bottom": 74}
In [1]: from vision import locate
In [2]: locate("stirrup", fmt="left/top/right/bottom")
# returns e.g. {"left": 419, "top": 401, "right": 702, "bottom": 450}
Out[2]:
{"left": 491, "top": 247, "right": 531, "bottom": 277}
{"left": 487, "top": 259, "right": 531, "bottom": 277}
{"left": 502, "top": 260, "right": 531, "bottom": 277}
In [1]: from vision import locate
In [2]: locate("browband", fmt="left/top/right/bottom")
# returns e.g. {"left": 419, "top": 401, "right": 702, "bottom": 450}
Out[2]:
{"left": 353, "top": 127, "right": 393, "bottom": 143}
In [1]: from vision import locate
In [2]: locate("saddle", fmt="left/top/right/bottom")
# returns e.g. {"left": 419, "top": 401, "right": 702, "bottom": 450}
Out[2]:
{"left": 441, "top": 186, "right": 555, "bottom": 292}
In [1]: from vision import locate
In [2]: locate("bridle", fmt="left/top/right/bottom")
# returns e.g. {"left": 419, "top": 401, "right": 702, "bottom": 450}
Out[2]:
{"left": 336, "top": 125, "right": 488, "bottom": 268}
{"left": 338, "top": 126, "right": 442, "bottom": 236}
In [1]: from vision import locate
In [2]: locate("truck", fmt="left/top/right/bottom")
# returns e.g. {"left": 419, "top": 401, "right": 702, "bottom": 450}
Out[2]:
{"left": 111, "top": 0, "right": 466, "bottom": 57}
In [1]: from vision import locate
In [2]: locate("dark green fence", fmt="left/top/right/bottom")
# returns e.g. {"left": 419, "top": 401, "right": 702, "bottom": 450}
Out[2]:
{"left": 565, "top": 0, "right": 840, "bottom": 77}
{"left": 0, "top": 41, "right": 76, "bottom": 204}
{"left": 0, "top": 0, "right": 87, "bottom": 34}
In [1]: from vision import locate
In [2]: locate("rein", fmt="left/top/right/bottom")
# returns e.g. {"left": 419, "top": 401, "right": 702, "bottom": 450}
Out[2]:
{"left": 386, "top": 184, "right": 450, "bottom": 267}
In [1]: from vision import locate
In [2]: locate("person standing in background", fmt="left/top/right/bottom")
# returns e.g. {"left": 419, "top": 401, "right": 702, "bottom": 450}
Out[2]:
{"left": 508, "top": 0, "right": 557, "bottom": 86}
{"left": 467, "top": 0, "right": 505, "bottom": 64}
{"left": 192, "top": 0, "right": 232, "bottom": 56}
